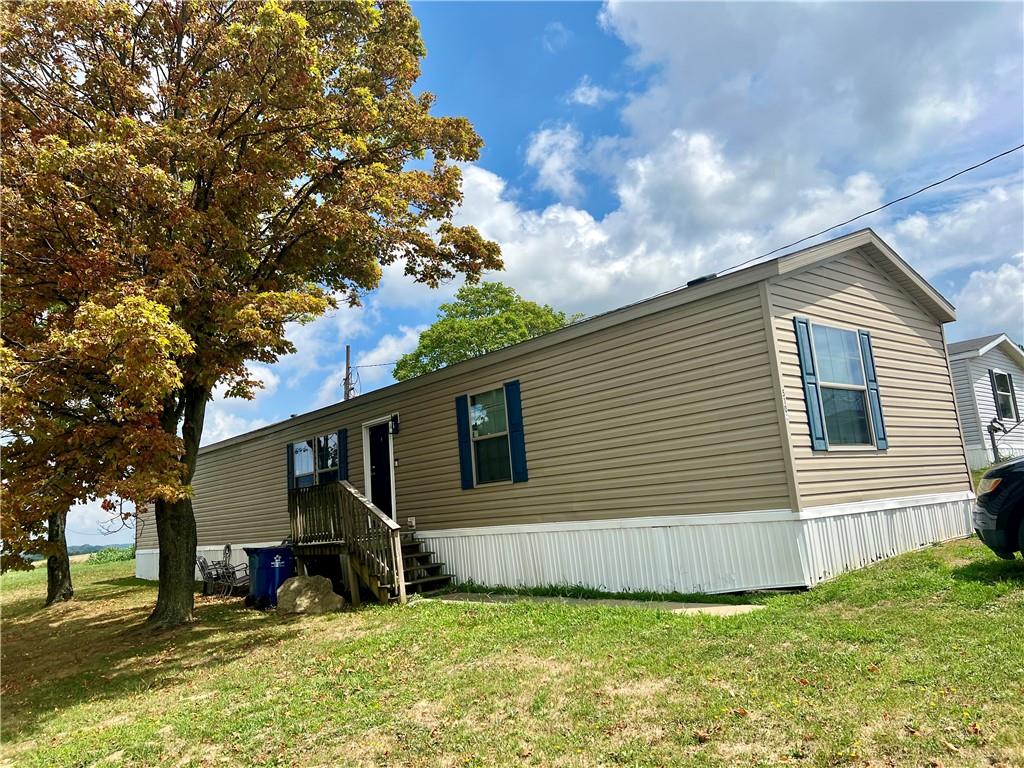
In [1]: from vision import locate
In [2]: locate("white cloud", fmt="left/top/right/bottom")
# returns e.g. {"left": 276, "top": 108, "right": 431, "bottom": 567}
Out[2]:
{"left": 210, "top": 363, "right": 279, "bottom": 404}
{"left": 775, "top": 173, "right": 884, "bottom": 242}
{"left": 449, "top": 4, "right": 1022, "bottom": 322}
{"left": 203, "top": 362, "right": 284, "bottom": 445}
{"left": 201, "top": 409, "right": 271, "bottom": 446}
{"left": 542, "top": 21, "right": 570, "bottom": 54}
{"left": 281, "top": 300, "right": 372, "bottom": 387}
{"left": 458, "top": 128, "right": 910, "bottom": 316}
{"left": 371, "top": 260, "right": 462, "bottom": 310}
{"left": 881, "top": 185, "right": 1024, "bottom": 278}
{"left": 599, "top": 2, "right": 1022, "bottom": 164}
{"left": 525, "top": 125, "right": 583, "bottom": 200}
{"left": 315, "top": 325, "right": 426, "bottom": 405}
{"left": 66, "top": 498, "right": 136, "bottom": 546}
{"left": 951, "top": 257, "right": 1024, "bottom": 342}
{"left": 567, "top": 75, "right": 618, "bottom": 107}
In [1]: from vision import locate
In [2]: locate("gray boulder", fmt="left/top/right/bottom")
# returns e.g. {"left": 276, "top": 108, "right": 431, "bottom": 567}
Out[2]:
{"left": 276, "top": 575, "right": 345, "bottom": 614}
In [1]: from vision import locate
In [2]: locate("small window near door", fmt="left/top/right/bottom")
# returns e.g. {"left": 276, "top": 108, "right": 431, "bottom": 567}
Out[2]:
{"left": 811, "top": 324, "right": 873, "bottom": 446}
{"left": 470, "top": 388, "right": 512, "bottom": 483}
{"left": 291, "top": 432, "right": 341, "bottom": 487}
{"left": 992, "top": 370, "right": 1018, "bottom": 421}
{"left": 316, "top": 432, "right": 339, "bottom": 484}
{"left": 292, "top": 439, "right": 316, "bottom": 487}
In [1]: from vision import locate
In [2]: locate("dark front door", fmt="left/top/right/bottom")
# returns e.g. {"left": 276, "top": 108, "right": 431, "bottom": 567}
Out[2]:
{"left": 367, "top": 422, "right": 393, "bottom": 517}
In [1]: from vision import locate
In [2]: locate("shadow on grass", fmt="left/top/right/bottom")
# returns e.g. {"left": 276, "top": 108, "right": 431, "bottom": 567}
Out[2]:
{"left": 951, "top": 556, "right": 1024, "bottom": 586}
{"left": 97, "top": 576, "right": 155, "bottom": 589}
{"left": 0, "top": 582, "right": 290, "bottom": 743}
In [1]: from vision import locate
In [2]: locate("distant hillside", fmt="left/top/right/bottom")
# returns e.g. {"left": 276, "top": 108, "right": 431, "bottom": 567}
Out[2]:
{"left": 68, "top": 543, "right": 131, "bottom": 556}
{"left": 23, "top": 543, "right": 132, "bottom": 561}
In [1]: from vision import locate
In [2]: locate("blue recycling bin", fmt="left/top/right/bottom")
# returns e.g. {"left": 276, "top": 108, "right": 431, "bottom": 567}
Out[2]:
{"left": 244, "top": 546, "right": 296, "bottom": 608}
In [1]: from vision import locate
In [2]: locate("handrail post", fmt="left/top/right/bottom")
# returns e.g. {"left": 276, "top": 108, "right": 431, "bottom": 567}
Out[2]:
{"left": 392, "top": 529, "right": 407, "bottom": 605}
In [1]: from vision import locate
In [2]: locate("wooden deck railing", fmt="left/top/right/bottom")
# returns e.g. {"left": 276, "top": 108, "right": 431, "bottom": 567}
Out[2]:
{"left": 288, "top": 483, "right": 344, "bottom": 544}
{"left": 288, "top": 482, "right": 406, "bottom": 604}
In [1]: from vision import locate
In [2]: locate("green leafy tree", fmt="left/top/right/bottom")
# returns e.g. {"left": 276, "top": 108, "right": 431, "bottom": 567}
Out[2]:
{"left": 1, "top": 298, "right": 193, "bottom": 605}
{"left": 393, "top": 282, "right": 580, "bottom": 381}
{"left": 1, "top": 0, "right": 500, "bottom": 626}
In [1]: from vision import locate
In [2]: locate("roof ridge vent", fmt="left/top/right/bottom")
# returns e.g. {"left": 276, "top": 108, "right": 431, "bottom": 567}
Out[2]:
{"left": 686, "top": 273, "right": 717, "bottom": 288}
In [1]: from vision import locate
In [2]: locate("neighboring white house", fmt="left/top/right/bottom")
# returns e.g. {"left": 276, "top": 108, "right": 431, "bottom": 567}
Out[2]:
{"left": 948, "top": 333, "right": 1024, "bottom": 469}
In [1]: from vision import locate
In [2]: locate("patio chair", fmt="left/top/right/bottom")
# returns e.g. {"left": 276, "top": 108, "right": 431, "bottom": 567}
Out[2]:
{"left": 196, "top": 555, "right": 225, "bottom": 596}
{"left": 219, "top": 559, "right": 249, "bottom": 596}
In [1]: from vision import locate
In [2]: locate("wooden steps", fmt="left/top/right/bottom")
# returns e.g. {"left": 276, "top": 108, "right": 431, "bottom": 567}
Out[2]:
{"left": 400, "top": 532, "right": 453, "bottom": 595}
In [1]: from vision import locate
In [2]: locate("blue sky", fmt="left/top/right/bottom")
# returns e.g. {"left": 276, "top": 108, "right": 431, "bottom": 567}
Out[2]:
{"left": 70, "top": 1, "right": 1024, "bottom": 544}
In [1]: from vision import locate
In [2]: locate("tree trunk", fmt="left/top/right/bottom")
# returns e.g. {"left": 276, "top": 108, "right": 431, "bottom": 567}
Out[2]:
{"left": 147, "top": 383, "right": 208, "bottom": 628}
{"left": 45, "top": 508, "right": 74, "bottom": 606}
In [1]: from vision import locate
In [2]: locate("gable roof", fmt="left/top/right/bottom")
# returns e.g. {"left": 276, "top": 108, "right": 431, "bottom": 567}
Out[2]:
{"left": 948, "top": 333, "right": 1024, "bottom": 368}
{"left": 201, "top": 228, "right": 956, "bottom": 452}
{"left": 763, "top": 228, "right": 956, "bottom": 323}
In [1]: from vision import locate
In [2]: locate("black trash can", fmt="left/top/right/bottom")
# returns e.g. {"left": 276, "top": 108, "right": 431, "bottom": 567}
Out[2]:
{"left": 244, "top": 546, "right": 296, "bottom": 609}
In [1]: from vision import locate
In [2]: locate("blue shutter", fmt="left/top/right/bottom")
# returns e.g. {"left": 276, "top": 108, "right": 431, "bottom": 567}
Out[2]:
{"left": 337, "top": 428, "right": 348, "bottom": 481}
{"left": 793, "top": 317, "right": 828, "bottom": 451}
{"left": 858, "top": 329, "right": 888, "bottom": 450}
{"left": 504, "top": 380, "right": 528, "bottom": 483}
{"left": 454, "top": 395, "right": 474, "bottom": 490}
{"left": 286, "top": 443, "right": 295, "bottom": 489}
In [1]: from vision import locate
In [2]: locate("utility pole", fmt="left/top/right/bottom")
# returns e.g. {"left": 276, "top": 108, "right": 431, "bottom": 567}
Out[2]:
{"left": 343, "top": 344, "right": 353, "bottom": 401}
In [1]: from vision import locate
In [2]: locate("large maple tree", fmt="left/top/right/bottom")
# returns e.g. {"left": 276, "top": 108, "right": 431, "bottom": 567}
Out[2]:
{"left": 1, "top": 0, "right": 500, "bottom": 626}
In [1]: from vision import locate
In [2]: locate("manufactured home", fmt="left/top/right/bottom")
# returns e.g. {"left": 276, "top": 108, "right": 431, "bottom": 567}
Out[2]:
{"left": 948, "top": 333, "right": 1024, "bottom": 469}
{"left": 136, "top": 229, "right": 975, "bottom": 599}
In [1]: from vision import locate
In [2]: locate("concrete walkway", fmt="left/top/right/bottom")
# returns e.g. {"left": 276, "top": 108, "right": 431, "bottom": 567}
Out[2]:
{"left": 424, "top": 592, "right": 764, "bottom": 616}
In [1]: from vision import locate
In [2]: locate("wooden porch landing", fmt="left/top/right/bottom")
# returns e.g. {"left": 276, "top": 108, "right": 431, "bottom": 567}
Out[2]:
{"left": 288, "top": 483, "right": 452, "bottom": 603}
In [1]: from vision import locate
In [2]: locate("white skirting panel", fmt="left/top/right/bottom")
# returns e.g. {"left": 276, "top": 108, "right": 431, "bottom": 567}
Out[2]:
{"left": 418, "top": 492, "right": 974, "bottom": 594}
{"left": 418, "top": 512, "right": 807, "bottom": 594}
{"left": 797, "top": 494, "right": 974, "bottom": 587}
{"left": 137, "top": 493, "right": 974, "bottom": 594}
{"left": 135, "top": 541, "right": 278, "bottom": 581}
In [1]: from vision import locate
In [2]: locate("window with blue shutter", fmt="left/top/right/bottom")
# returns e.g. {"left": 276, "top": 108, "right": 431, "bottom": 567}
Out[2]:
{"left": 504, "top": 380, "right": 528, "bottom": 483}
{"left": 793, "top": 317, "right": 829, "bottom": 451}
{"left": 456, "top": 382, "right": 529, "bottom": 488}
{"left": 857, "top": 330, "right": 888, "bottom": 450}
{"left": 455, "top": 394, "right": 474, "bottom": 489}
{"left": 794, "top": 317, "right": 890, "bottom": 451}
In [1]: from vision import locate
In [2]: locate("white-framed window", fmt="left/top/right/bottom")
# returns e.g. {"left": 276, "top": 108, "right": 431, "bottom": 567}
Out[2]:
{"left": 292, "top": 431, "right": 339, "bottom": 487}
{"left": 469, "top": 387, "right": 512, "bottom": 484}
{"left": 991, "top": 370, "right": 1018, "bottom": 421}
{"left": 810, "top": 323, "right": 874, "bottom": 447}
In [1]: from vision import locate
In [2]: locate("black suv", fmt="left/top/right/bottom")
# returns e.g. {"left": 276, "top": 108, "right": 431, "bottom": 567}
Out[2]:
{"left": 973, "top": 456, "right": 1024, "bottom": 559}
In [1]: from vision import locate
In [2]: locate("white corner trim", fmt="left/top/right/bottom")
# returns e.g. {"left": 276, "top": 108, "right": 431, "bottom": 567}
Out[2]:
{"left": 415, "top": 508, "right": 797, "bottom": 539}
{"left": 798, "top": 490, "right": 975, "bottom": 520}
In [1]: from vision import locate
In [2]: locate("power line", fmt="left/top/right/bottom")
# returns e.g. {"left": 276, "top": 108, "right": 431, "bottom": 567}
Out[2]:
{"left": 352, "top": 361, "right": 397, "bottom": 368}
{"left": 718, "top": 143, "right": 1024, "bottom": 276}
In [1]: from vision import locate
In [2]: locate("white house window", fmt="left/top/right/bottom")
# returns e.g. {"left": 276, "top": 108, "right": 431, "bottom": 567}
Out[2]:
{"left": 811, "top": 324, "right": 873, "bottom": 446}
{"left": 292, "top": 432, "right": 339, "bottom": 487}
{"left": 470, "top": 388, "right": 512, "bottom": 483}
{"left": 992, "top": 371, "right": 1018, "bottom": 421}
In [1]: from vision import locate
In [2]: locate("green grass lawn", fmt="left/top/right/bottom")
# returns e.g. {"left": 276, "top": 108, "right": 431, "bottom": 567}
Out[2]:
{"left": 1, "top": 539, "right": 1022, "bottom": 768}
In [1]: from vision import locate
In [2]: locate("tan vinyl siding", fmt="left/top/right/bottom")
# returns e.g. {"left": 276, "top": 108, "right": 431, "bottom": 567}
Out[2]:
{"left": 769, "top": 248, "right": 971, "bottom": 507}
{"left": 137, "top": 283, "right": 789, "bottom": 549}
